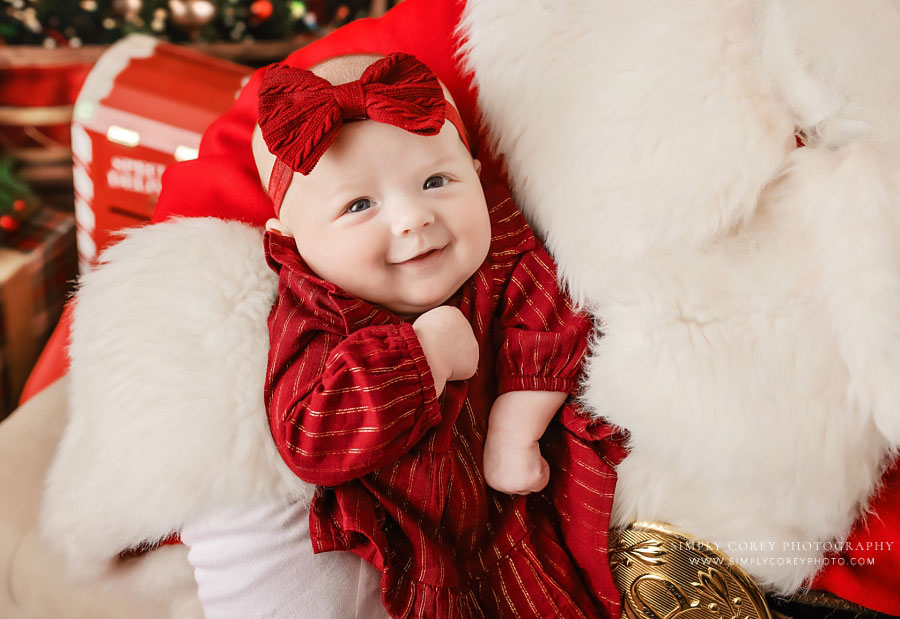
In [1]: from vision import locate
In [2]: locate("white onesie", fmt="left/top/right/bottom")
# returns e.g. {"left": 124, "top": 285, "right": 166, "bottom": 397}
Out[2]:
{"left": 181, "top": 499, "right": 391, "bottom": 619}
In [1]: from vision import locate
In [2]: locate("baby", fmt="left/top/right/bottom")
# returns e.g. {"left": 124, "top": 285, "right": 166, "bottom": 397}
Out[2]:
{"left": 184, "top": 52, "right": 606, "bottom": 619}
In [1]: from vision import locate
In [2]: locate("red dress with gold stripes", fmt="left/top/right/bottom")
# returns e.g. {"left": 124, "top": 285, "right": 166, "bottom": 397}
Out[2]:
{"left": 264, "top": 183, "right": 626, "bottom": 618}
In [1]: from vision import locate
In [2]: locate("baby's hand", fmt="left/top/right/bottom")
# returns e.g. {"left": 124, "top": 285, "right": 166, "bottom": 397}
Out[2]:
{"left": 413, "top": 306, "right": 478, "bottom": 394}
{"left": 483, "top": 428, "right": 550, "bottom": 495}
{"left": 482, "top": 391, "right": 567, "bottom": 494}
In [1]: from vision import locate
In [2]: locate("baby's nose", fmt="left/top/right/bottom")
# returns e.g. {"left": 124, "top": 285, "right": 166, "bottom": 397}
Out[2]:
{"left": 391, "top": 202, "right": 435, "bottom": 236}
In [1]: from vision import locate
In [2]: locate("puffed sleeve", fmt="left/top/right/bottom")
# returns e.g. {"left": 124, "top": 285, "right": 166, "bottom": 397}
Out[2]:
{"left": 264, "top": 230, "right": 442, "bottom": 486}
{"left": 496, "top": 245, "right": 594, "bottom": 395}
{"left": 267, "top": 318, "right": 441, "bottom": 486}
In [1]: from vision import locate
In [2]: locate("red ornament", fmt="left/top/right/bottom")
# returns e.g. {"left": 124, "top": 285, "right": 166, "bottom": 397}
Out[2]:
{"left": 250, "top": 0, "right": 273, "bottom": 21}
{"left": 13, "top": 199, "right": 27, "bottom": 212}
{"left": 0, "top": 215, "right": 19, "bottom": 231}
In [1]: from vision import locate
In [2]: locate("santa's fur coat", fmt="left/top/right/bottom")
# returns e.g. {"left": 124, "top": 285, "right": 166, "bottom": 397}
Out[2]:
{"left": 41, "top": 0, "right": 900, "bottom": 609}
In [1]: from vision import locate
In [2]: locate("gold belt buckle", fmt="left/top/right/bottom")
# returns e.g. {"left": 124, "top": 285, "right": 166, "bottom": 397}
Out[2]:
{"left": 610, "top": 522, "right": 772, "bottom": 619}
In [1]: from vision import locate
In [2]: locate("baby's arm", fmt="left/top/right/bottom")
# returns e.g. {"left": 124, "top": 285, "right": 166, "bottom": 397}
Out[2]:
{"left": 413, "top": 305, "right": 480, "bottom": 396}
{"left": 487, "top": 243, "right": 594, "bottom": 494}
{"left": 268, "top": 306, "right": 476, "bottom": 486}
{"left": 483, "top": 390, "right": 567, "bottom": 494}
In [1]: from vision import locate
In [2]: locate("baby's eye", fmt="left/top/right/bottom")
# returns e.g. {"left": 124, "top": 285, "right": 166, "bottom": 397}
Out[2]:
{"left": 423, "top": 175, "right": 449, "bottom": 190}
{"left": 347, "top": 198, "right": 372, "bottom": 213}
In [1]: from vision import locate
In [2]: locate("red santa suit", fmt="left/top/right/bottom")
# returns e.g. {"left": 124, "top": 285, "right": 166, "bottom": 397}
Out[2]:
{"left": 264, "top": 185, "right": 625, "bottom": 618}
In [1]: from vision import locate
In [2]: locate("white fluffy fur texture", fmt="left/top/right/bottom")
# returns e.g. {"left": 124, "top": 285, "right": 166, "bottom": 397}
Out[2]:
{"left": 460, "top": 0, "right": 900, "bottom": 593}
{"left": 40, "top": 218, "right": 314, "bottom": 594}
{"left": 40, "top": 0, "right": 900, "bottom": 602}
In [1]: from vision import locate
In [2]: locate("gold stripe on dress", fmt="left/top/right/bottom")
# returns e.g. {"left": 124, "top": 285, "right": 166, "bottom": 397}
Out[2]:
{"left": 317, "top": 372, "right": 420, "bottom": 395}
{"left": 488, "top": 197, "right": 513, "bottom": 214}
{"left": 302, "top": 389, "right": 422, "bottom": 416}
{"left": 293, "top": 408, "right": 415, "bottom": 438}
{"left": 491, "top": 224, "right": 532, "bottom": 245}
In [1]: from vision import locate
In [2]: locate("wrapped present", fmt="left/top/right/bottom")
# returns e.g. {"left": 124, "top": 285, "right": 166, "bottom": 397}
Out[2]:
{"left": 0, "top": 207, "right": 76, "bottom": 418}
{"left": 71, "top": 34, "right": 253, "bottom": 272}
{"left": 0, "top": 47, "right": 102, "bottom": 194}
{"left": 0, "top": 48, "right": 97, "bottom": 166}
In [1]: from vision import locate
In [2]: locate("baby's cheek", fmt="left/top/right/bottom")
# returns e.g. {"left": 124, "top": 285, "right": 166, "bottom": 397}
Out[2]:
{"left": 473, "top": 210, "right": 492, "bottom": 259}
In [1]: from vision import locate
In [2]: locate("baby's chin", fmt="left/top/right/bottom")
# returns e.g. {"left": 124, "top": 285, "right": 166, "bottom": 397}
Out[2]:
{"left": 384, "top": 287, "right": 460, "bottom": 319}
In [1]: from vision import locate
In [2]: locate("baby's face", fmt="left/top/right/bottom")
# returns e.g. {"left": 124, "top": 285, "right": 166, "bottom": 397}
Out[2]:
{"left": 267, "top": 120, "right": 491, "bottom": 316}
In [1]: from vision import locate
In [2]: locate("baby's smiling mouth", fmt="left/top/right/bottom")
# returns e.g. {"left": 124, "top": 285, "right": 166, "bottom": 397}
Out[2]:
{"left": 395, "top": 246, "right": 446, "bottom": 265}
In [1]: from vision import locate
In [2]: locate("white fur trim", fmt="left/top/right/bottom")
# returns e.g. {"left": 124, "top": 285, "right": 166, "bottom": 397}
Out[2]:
{"left": 40, "top": 218, "right": 314, "bottom": 581}
{"left": 459, "top": 0, "right": 794, "bottom": 299}
{"left": 461, "top": 0, "right": 900, "bottom": 593}
{"left": 41, "top": 0, "right": 900, "bottom": 599}
{"left": 759, "top": 0, "right": 900, "bottom": 147}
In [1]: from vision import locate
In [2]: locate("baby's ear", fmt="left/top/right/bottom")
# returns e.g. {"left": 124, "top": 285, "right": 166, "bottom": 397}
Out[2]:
{"left": 265, "top": 218, "right": 293, "bottom": 237}
{"left": 473, "top": 158, "right": 482, "bottom": 176}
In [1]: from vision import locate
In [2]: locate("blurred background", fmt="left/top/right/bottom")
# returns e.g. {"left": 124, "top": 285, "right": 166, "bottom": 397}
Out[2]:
{"left": 0, "top": 0, "right": 401, "bottom": 418}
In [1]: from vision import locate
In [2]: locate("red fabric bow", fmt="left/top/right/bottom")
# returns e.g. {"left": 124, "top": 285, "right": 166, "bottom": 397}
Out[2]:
{"left": 258, "top": 52, "right": 447, "bottom": 177}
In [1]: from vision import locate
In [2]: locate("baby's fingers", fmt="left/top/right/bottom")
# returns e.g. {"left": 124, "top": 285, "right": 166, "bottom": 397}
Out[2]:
{"left": 509, "top": 457, "right": 550, "bottom": 495}
{"left": 523, "top": 457, "right": 550, "bottom": 494}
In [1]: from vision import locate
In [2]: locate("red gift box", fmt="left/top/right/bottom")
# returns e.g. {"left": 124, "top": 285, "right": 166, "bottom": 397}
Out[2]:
{"left": 0, "top": 207, "right": 76, "bottom": 418}
{"left": 70, "top": 35, "right": 253, "bottom": 270}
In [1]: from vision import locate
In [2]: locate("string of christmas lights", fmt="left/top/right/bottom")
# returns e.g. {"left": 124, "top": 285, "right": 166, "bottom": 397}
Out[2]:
{"left": 0, "top": 0, "right": 396, "bottom": 46}
{"left": 0, "top": 157, "right": 35, "bottom": 235}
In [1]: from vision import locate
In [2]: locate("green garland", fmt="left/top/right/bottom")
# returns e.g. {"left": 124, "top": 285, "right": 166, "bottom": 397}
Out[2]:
{"left": 0, "top": 157, "right": 34, "bottom": 232}
{"left": 0, "top": 158, "right": 31, "bottom": 209}
{"left": 0, "top": 0, "right": 381, "bottom": 46}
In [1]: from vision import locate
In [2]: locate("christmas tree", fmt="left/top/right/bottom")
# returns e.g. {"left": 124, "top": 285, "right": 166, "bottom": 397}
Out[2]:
{"left": 0, "top": 157, "right": 34, "bottom": 237}
{"left": 0, "top": 0, "right": 392, "bottom": 46}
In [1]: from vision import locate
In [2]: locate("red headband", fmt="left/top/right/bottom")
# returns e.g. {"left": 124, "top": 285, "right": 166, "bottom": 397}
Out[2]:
{"left": 258, "top": 52, "right": 471, "bottom": 215}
